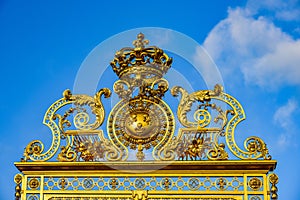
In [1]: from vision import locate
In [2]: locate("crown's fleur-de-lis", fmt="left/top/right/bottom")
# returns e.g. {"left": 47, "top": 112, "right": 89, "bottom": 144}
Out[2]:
{"left": 132, "top": 33, "right": 149, "bottom": 48}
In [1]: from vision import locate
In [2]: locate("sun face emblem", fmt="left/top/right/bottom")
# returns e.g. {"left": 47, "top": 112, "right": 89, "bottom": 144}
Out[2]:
{"left": 126, "top": 112, "right": 154, "bottom": 138}
{"left": 108, "top": 98, "right": 174, "bottom": 160}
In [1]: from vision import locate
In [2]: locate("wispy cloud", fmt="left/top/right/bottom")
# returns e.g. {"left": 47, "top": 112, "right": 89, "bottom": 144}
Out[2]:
{"left": 273, "top": 98, "right": 298, "bottom": 147}
{"left": 247, "top": 0, "right": 300, "bottom": 21}
{"left": 203, "top": 4, "right": 300, "bottom": 89}
{"left": 274, "top": 98, "right": 298, "bottom": 128}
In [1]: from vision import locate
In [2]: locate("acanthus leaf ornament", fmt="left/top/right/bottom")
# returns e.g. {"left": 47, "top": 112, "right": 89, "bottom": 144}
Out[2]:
{"left": 171, "top": 84, "right": 223, "bottom": 128}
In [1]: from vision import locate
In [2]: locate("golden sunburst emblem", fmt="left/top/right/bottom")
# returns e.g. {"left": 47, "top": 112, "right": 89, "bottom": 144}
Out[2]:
{"left": 108, "top": 97, "right": 174, "bottom": 160}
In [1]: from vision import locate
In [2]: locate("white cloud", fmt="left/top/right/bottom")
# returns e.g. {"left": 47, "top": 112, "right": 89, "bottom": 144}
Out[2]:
{"left": 246, "top": 0, "right": 300, "bottom": 21}
{"left": 244, "top": 40, "right": 300, "bottom": 86}
{"left": 274, "top": 98, "right": 298, "bottom": 128}
{"left": 203, "top": 7, "right": 300, "bottom": 89}
{"left": 273, "top": 98, "right": 298, "bottom": 147}
{"left": 276, "top": 9, "right": 300, "bottom": 21}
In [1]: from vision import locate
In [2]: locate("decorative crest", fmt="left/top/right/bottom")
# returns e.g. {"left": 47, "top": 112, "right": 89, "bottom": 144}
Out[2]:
{"left": 21, "top": 33, "right": 272, "bottom": 163}
{"left": 15, "top": 32, "right": 278, "bottom": 200}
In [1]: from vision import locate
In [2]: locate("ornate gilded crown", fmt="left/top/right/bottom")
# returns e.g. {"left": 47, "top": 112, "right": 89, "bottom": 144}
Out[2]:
{"left": 110, "top": 33, "right": 172, "bottom": 82}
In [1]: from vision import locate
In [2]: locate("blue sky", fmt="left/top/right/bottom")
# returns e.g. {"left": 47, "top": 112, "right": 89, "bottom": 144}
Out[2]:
{"left": 1, "top": 0, "right": 300, "bottom": 199}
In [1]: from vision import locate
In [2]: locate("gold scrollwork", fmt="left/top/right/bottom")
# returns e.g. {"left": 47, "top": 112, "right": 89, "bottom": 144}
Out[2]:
{"left": 213, "top": 91, "right": 272, "bottom": 160}
{"left": 114, "top": 77, "right": 169, "bottom": 100}
{"left": 113, "top": 79, "right": 132, "bottom": 99}
{"left": 207, "top": 143, "right": 228, "bottom": 160}
{"left": 171, "top": 84, "right": 271, "bottom": 160}
{"left": 20, "top": 33, "right": 274, "bottom": 164}
{"left": 157, "top": 134, "right": 182, "bottom": 161}
{"left": 162, "top": 84, "right": 231, "bottom": 161}
{"left": 68, "top": 88, "right": 111, "bottom": 130}
{"left": 23, "top": 140, "right": 44, "bottom": 161}
{"left": 171, "top": 84, "right": 223, "bottom": 128}
{"left": 244, "top": 137, "right": 271, "bottom": 160}
{"left": 22, "top": 88, "right": 111, "bottom": 162}
{"left": 57, "top": 145, "right": 76, "bottom": 162}
{"left": 194, "top": 109, "right": 211, "bottom": 128}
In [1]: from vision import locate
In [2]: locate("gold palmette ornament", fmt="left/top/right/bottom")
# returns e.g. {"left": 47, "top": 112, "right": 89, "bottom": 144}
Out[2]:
{"left": 16, "top": 33, "right": 278, "bottom": 200}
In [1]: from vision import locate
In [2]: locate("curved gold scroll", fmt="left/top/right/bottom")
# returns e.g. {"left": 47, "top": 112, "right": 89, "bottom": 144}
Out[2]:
{"left": 22, "top": 88, "right": 111, "bottom": 162}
